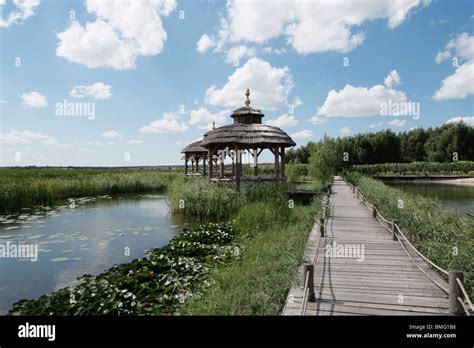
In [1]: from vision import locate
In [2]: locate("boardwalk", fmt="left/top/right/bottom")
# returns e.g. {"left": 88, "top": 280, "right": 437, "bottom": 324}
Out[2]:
{"left": 283, "top": 176, "right": 451, "bottom": 316}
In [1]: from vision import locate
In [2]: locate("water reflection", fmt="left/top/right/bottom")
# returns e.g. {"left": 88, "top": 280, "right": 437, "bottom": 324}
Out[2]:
{"left": 0, "top": 194, "right": 192, "bottom": 314}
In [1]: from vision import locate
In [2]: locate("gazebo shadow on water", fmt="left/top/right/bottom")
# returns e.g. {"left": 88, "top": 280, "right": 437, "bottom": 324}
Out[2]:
{"left": 181, "top": 89, "right": 296, "bottom": 190}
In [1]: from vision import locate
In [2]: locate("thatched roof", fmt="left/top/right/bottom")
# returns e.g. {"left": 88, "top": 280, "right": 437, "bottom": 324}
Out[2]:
{"left": 231, "top": 106, "right": 264, "bottom": 118}
{"left": 201, "top": 124, "right": 296, "bottom": 148}
{"left": 181, "top": 140, "right": 207, "bottom": 154}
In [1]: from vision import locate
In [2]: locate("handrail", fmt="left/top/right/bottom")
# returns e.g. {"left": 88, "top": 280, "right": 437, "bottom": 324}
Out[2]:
{"left": 346, "top": 179, "right": 474, "bottom": 315}
{"left": 301, "top": 268, "right": 310, "bottom": 315}
{"left": 457, "top": 278, "right": 473, "bottom": 312}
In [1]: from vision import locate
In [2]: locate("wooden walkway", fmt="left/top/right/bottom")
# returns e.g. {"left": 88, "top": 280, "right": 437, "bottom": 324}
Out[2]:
{"left": 283, "top": 176, "right": 450, "bottom": 316}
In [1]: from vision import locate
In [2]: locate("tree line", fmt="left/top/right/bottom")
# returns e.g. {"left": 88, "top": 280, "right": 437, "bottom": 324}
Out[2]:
{"left": 287, "top": 122, "right": 474, "bottom": 165}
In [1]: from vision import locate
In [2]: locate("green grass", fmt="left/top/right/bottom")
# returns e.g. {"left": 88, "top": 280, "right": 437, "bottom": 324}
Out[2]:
{"left": 351, "top": 161, "right": 474, "bottom": 177}
{"left": 345, "top": 172, "right": 474, "bottom": 297}
{"left": 180, "top": 198, "right": 321, "bottom": 315}
{"left": 0, "top": 168, "right": 180, "bottom": 214}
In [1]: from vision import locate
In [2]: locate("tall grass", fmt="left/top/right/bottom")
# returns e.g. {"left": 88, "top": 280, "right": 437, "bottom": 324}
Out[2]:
{"left": 181, "top": 198, "right": 322, "bottom": 315}
{"left": 168, "top": 179, "right": 289, "bottom": 221}
{"left": 0, "top": 168, "right": 179, "bottom": 214}
{"left": 345, "top": 172, "right": 473, "bottom": 296}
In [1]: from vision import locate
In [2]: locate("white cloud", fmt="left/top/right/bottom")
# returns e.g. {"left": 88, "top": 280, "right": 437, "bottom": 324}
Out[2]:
{"left": 369, "top": 122, "right": 384, "bottom": 128}
{"left": 445, "top": 116, "right": 474, "bottom": 126}
{"left": 0, "top": 130, "right": 68, "bottom": 148}
{"left": 0, "top": 0, "right": 40, "bottom": 28}
{"left": 225, "top": 45, "right": 256, "bottom": 64}
{"left": 127, "top": 139, "right": 144, "bottom": 144}
{"left": 205, "top": 57, "right": 293, "bottom": 109}
{"left": 384, "top": 70, "right": 401, "bottom": 89}
{"left": 308, "top": 115, "right": 327, "bottom": 125}
{"left": 70, "top": 82, "right": 112, "bottom": 99}
{"left": 139, "top": 112, "right": 188, "bottom": 133}
{"left": 56, "top": 0, "right": 176, "bottom": 70}
{"left": 433, "top": 33, "right": 474, "bottom": 100}
{"left": 433, "top": 62, "right": 474, "bottom": 100}
{"left": 340, "top": 126, "right": 351, "bottom": 134}
{"left": 291, "top": 129, "right": 313, "bottom": 141}
{"left": 387, "top": 118, "right": 406, "bottom": 127}
{"left": 101, "top": 130, "right": 122, "bottom": 139}
{"left": 266, "top": 114, "right": 299, "bottom": 128}
{"left": 262, "top": 46, "right": 287, "bottom": 54}
{"left": 316, "top": 71, "right": 408, "bottom": 117}
{"left": 196, "top": 34, "right": 216, "bottom": 53}
{"left": 201, "top": 0, "right": 429, "bottom": 55}
{"left": 189, "top": 107, "right": 230, "bottom": 130}
{"left": 20, "top": 91, "right": 47, "bottom": 108}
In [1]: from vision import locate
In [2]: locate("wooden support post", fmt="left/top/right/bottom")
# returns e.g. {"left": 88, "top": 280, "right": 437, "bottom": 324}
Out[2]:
{"left": 274, "top": 146, "right": 280, "bottom": 181}
{"left": 196, "top": 157, "right": 199, "bottom": 172}
{"left": 449, "top": 271, "right": 464, "bottom": 315}
{"left": 235, "top": 146, "right": 241, "bottom": 191}
{"left": 253, "top": 148, "right": 258, "bottom": 176}
{"left": 191, "top": 159, "right": 195, "bottom": 175}
{"left": 220, "top": 159, "right": 224, "bottom": 178}
{"left": 372, "top": 204, "right": 377, "bottom": 218}
{"left": 184, "top": 154, "right": 188, "bottom": 175}
{"left": 208, "top": 149, "right": 213, "bottom": 180}
{"left": 391, "top": 220, "right": 398, "bottom": 241}
{"left": 302, "top": 264, "right": 315, "bottom": 302}
{"left": 281, "top": 147, "right": 286, "bottom": 182}
{"left": 319, "top": 218, "right": 325, "bottom": 237}
{"left": 203, "top": 158, "right": 206, "bottom": 176}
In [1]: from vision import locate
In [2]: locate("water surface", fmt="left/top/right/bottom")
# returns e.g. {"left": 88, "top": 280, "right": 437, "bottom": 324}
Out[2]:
{"left": 0, "top": 194, "right": 190, "bottom": 314}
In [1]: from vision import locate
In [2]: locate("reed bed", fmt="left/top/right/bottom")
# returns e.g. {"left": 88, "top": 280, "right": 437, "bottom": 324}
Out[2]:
{"left": 352, "top": 161, "right": 474, "bottom": 177}
{"left": 0, "top": 168, "right": 179, "bottom": 214}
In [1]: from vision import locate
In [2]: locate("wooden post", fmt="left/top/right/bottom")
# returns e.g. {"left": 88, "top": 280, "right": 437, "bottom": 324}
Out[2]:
{"left": 220, "top": 159, "right": 224, "bottom": 178}
{"left": 191, "top": 159, "right": 195, "bottom": 175}
{"left": 203, "top": 158, "right": 206, "bottom": 176}
{"left": 196, "top": 157, "right": 199, "bottom": 172}
{"left": 319, "top": 218, "right": 325, "bottom": 237}
{"left": 449, "top": 271, "right": 464, "bottom": 315}
{"left": 235, "top": 145, "right": 241, "bottom": 191}
{"left": 274, "top": 146, "right": 280, "bottom": 181}
{"left": 372, "top": 204, "right": 377, "bottom": 218}
{"left": 253, "top": 148, "right": 258, "bottom": 176}
{"left": 281, "top": 147, "right": 286, "bottom": 182}
{"left": 208, "top": 149, "right": 213, "bottom": 180}
{"left": 302, "top": 264, "right": 315, "bottom": 302}
{"left": 184, "top": 154, "right": 188, "bottom": 175}
{"left": 391, "top": 220, "right": 398, "bottom": 241}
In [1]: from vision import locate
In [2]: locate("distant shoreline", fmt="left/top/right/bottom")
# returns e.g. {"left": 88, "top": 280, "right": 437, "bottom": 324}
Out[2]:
{"left": 378, "top": 176, "right": 474, "bottom": 186}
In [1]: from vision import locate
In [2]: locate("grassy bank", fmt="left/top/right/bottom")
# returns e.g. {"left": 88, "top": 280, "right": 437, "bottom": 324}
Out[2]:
{"left": 181, "top": 199, "right": 320, "bottom": 315}
{"left": 0, "top": 168, "right": 180, "bottom": 214}
{"left": 345, "top": 172, "right": 473, "bottom": 296}
{"left": 351, "top": 161, "right": 474, "bottom": 177}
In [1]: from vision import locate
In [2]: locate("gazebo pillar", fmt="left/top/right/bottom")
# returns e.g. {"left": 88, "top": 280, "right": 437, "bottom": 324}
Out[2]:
{"left": 280, "top": 147, "right": 286, "bottom": 182}
{"left": 191, "top": 158, "right": 195, "bottom": 175}
{"left": 203, "top": 158, "right": 207, "bottom": 176}
{"left": 235, "top": 145, "right": 241, "bottom": 190}
{"left": 196, "top": 157, "right": 199, "bottom": 173}
{"left": 274, "top": 146, "right": 280, "bottom": 181}
{"left": 208, "top": 148, "right": 213, "bottom": 180}
{"left": 184, "top": 154, "right": 188, "bottom": 175}
{"left": 253, "top": 148, "right": 258, "bottom": 176}
{"left": 219, "top": 157, "right": 224, "bottom": 178}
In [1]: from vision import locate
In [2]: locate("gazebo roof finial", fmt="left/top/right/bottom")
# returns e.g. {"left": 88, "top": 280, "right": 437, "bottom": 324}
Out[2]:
{"left": 245, "top": 88, "right": 250, "bottom": 107}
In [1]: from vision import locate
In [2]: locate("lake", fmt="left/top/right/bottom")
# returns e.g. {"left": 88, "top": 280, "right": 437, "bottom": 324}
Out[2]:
{"left": 383, "top": 182, "right": 474, "bottom": 214}
{"left": 0, "top": 194, "right": 191, "bottom": 314}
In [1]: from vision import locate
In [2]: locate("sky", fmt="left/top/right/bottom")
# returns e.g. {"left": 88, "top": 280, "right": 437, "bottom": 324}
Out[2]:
{"left": 0, "top": 0, "right": 473, "bottom": 166}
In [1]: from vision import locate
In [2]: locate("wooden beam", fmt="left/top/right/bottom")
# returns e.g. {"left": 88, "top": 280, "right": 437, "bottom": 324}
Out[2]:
{"left": 184, "top": 154, "right": 188, "bottom": 175}
{"left": 253, "top": 148, "right": 258, "bottom": 176}
{"left": 208, "top": 148, "right": 213, "bottom": 180}
{"left": 235, "top": 145, "right": 241, "bottom": 191}
{"left": 280, "top": 147, "right": 286, "bottom": 182}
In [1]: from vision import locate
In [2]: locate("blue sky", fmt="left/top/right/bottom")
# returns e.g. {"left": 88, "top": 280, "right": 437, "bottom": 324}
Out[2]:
{"left": 1, "top": 0, "right": 473, "bottom": 166}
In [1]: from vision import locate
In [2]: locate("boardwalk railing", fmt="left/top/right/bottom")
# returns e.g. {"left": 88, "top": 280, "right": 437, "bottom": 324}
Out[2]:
{"left": 346, "top": 179, "right": 473, "bottom": 316}
{"left": 299, "top": 181, "right": 332, "bottom": 315}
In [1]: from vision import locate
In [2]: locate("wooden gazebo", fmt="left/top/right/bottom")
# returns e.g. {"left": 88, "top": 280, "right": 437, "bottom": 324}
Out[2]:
{"left": 200, "top": 89, "right": 296, "bottom": 189}
{"left": 181, "top": 140, "right": 208, "bottom": 176}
